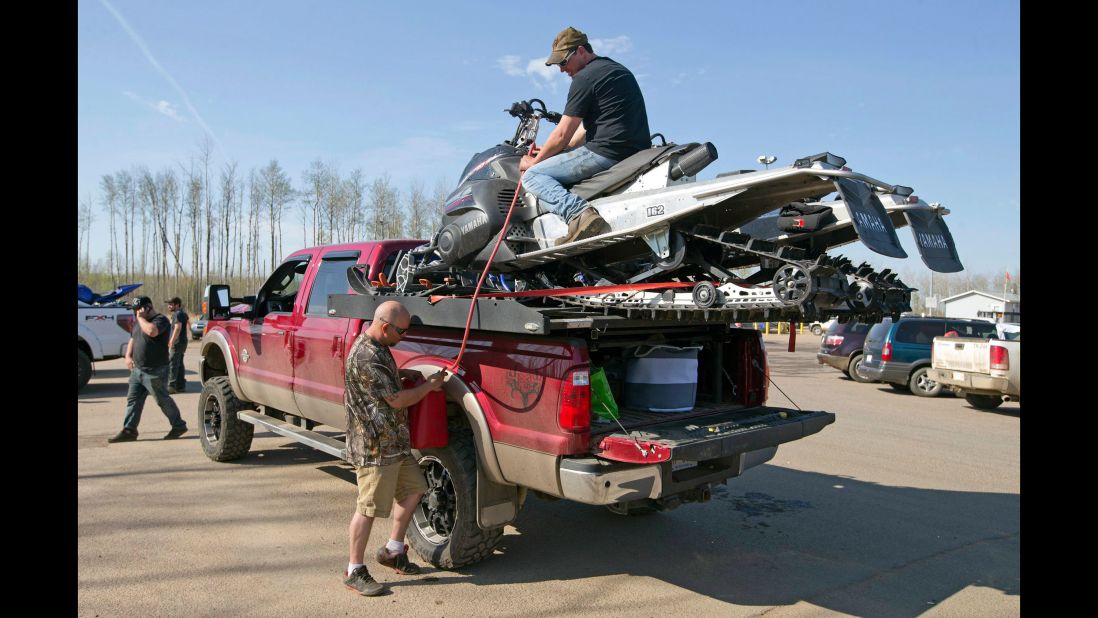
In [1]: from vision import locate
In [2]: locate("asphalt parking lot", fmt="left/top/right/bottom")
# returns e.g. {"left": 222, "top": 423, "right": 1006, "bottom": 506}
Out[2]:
{"left": 77, "top": 334, "right": 1019, "bottom": 617}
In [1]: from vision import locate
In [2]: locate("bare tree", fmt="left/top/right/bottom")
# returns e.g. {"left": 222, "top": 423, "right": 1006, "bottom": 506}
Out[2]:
{"left": 260, "top": 160, "right": 294, "bottom": 269}
{"left": 219, "top": 161, "right": 239, "bottom": 279}
{"left": 368, "top": 174, "right": 402, "bottom": 239}
{"left": 405, "top": 179, "right": 432, "bottom": 240}
{"left": 198, "top": 137, "right": 214, "bottom": 283}
{"left": 430, "top": 176, "right": 451, "bottom": 233}
{"left": 346, "top": 168, "right": 366, "bottom": 242}
{"left": 248, "top": 169, "right": 263, "bottom": 278}
{"left": 100, "top": 175, "right": 120, "bottom": 281}
{"left": 78, "top": 194, "right": 95, "bottom": 274}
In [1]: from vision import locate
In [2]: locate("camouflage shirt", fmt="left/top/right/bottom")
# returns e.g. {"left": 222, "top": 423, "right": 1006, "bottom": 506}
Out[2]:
{"left": 344, "top": 332, "right": 410, "bottom": 467}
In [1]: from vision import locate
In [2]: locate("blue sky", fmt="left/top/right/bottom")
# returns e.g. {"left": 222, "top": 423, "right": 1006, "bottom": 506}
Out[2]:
{"left": 78, "top": 0, "right": 1019, "bottom": 277}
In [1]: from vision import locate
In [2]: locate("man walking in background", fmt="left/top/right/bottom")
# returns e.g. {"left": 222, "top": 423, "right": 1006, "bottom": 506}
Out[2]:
{"left": 165, "top": 297, "right": 189, "bottom": 393}
{"left": 108, "top": 296, "right": 188, "bottom": 443}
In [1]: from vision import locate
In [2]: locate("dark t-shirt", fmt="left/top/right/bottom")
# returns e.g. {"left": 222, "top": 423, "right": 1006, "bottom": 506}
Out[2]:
{"left": 131, "top": 313, "right": 172, "bottom": 369}
{"left": 563, "top": 56, "right": 651, "bottom": 161}
{"left": 170, "top": 309, "right": 189, "bottom": 346}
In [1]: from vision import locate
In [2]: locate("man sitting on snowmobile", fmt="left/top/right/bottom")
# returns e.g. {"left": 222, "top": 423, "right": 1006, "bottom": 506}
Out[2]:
{"left": 519, "top": 26, "right": 651, "bottom": 246}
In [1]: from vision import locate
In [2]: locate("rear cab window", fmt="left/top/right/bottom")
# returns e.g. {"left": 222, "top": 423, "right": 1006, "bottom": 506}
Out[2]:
{"left": 305, "top": 250, "right": 361, "bottom": 316}
{"left": 947, "top": 320, "right": 998, "bottom": 339}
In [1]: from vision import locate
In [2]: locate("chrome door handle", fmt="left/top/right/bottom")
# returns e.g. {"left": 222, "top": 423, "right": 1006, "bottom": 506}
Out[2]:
{"left": 275, "top": 330, "right": 285, "bottom": 335}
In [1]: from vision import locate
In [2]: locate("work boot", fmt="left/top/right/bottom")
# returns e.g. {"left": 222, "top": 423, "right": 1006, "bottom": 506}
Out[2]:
{"left": 343, "top": 566, "right": 385, "bottom": 596}
{"left": 554, "top": 207, "right": 611, "bottom": 246}
{"left": 107, "top": 429, "right": 138, "bottom": 443}
{"left": 376, "top": 544, "right": 421, "bottom": 575}
{"left": 163, "top": 426, "right": 189, "bottom": 440}
{"left": 167, "top": 386, "right": 179, "bottom": 394}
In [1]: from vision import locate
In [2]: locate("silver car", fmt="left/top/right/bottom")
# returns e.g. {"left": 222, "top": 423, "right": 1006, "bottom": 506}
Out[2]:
{"left": 190, "top": 314, "right": 208, "bottom": 340}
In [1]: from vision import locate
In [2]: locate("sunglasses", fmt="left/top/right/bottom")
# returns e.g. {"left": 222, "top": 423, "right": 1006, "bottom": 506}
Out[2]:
{"left": 378, "top": 317, "right": 410, "bottom": 336}
{"left": 554, "top": 47, "right": 577, "bottom": 67}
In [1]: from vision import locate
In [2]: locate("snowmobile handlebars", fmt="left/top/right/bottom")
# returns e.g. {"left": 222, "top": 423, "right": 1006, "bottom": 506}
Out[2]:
{"left": 505, "top": 99, "right": 562, "bottom": 124}
{"left": 505, "top": 99, "right": 562, "bottom": 151}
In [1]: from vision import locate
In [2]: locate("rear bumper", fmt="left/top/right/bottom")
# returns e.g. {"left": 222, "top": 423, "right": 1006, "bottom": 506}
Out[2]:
{"left": 559, "top": 409, "right": 835, "bottom": 505}
{"left": 816, "top": 352, "right": 850, "bottom": 372}
{"left": 927, "top": 369, "right": 1018, "bottom": 397}
{"left": 859, "top": 361, "right": 909, "bottom": 384}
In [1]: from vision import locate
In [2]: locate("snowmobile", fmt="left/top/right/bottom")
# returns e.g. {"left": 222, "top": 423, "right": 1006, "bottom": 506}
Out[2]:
{"left": 352, "top": 99, "right": 962, "bottom": 323}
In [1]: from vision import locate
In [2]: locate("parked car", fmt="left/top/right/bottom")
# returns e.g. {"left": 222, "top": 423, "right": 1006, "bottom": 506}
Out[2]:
{"left": 996, "top": 322, "right": 1020, "bottom": 340}
{"left": 859, "top": 317, "right": 998, "bottom": 397}
{"left": 816, "top": 318, "right": 888, "bottom": 383}
{"left": 190, "top": 314, "right": 208, "bottom": 340}
{"left": 808, "top": 318, "right": 837, "bottom": 337}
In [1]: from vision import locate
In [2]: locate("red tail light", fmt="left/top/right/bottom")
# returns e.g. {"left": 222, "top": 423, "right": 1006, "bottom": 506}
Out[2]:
{"left": 824, "top": 335, "right": 844, "bottom": 346}
{"left": 990, "top": 345, "right": 1009, "bottom": 371}
{"left": 559, "top": 370, "right": 591, "bottom": 432}
{"left": 881, "top": 342, "right": 892, "bottom": 362}
{"left": 116, "top": 314, "right": 135, "bottom": 333}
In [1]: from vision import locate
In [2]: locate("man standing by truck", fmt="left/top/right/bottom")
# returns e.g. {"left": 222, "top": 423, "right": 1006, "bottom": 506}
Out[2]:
{"left": 343, "top": 300, "right": 446, "bottom": 597}
{"left": 108, "top": 296, "right": 188, "bottom": 443}
{"left": 165, "top": 297, "right": 189, "bottom": 393}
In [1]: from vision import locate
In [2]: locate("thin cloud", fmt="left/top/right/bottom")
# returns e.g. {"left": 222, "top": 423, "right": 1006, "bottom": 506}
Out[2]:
{"left": 124, "top": 90, "right": 184, "bottom": 122}
{"left": 590, "top": 36, "right": 632, "bottom": 55}
{"left": 100, "top": 0, "right": 227, "bottom": 158}
{"left": 496, "top": 54, "right": 563, "bottom": 94}
{"left": 497, "top": 55, "right": 526, "bottom": 77}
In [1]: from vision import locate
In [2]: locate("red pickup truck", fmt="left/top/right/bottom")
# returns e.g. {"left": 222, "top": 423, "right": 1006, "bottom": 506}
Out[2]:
{"left": 197, "top": 239, "right": 835, "bottom": 569}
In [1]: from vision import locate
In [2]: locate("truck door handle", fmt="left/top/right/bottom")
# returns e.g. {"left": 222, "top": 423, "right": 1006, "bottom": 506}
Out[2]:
{"left": 332, "top": 336, "right": 343, "bottom": 358}
{"left": 275, "top": 330, "right": 285, "bottom": 335}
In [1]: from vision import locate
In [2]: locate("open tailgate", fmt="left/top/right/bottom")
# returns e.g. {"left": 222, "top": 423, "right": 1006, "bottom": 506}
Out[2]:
{"left": 591, "top": 403, "right": 835, "bottom": 464}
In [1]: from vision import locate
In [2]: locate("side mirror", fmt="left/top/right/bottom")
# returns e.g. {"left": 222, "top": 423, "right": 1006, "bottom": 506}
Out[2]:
{"left": 205, "top": 284, "right": 232, "bottom": 320}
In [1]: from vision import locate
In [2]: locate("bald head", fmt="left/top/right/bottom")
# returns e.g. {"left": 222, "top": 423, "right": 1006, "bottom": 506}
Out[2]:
{"left": 374, "top": 301, "right": 410, "bottom": 324}
{"left": 365, "top": 300, "right": 412, "bottom": 343}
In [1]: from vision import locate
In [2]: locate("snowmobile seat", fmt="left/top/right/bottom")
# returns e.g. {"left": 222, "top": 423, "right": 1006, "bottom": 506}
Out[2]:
{"left": 566, "top": 143, "right": 687, "bottom": 202}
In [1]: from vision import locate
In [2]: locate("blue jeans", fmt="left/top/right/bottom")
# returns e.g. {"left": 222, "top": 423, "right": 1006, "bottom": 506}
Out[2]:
{"left": 522, "top": 146, "right": 617, "bottom": 222}
{"left": 123, "top": 365, "right": 186, "bottom": 432}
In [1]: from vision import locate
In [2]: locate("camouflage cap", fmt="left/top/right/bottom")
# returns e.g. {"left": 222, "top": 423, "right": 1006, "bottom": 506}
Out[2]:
{"left": 545, "top": 27, "right": 588, "bottom": 66}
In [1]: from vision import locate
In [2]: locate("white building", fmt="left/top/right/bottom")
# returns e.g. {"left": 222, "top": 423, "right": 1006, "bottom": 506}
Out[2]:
{"left": 939, "top": 290, "right": 1020, "bottom": 323}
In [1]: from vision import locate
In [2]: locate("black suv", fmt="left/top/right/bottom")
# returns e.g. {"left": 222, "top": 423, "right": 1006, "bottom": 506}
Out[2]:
{"left": 816, "top": 319, "right": 889, "bottom": 383}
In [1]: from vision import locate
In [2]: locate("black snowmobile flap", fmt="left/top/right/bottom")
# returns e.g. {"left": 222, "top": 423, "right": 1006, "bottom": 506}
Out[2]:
{"left": 903, "top": 208, "right": 964, "bottom": 273}
{"left": 776, "top": 203, "right": 836, "bottom": 233}
{"left": 833, "top": 177, "right": 907, "bottom": 259}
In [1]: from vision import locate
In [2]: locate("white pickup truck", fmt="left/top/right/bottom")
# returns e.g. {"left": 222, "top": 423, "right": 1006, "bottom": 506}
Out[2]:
{"left": 928, "top": 335, "right": 1020, "bottom": 410}
{"left": 78, "top": 301, "right": 135, "bottom": 390}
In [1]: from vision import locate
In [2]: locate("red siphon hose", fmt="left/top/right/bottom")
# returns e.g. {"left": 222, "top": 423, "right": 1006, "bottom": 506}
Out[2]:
{"left": 447, "top": 144, "right": 537, "bottom": 373}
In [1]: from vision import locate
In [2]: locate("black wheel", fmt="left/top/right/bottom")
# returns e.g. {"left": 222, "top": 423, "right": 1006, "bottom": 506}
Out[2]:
{"left": 909, "top": 367, "right": 942, "bottom": 397}
{"left": 407, "top": 424, "right": 504, "bottom": 569}
{"left": 888, "top": 382, "right": 910, "bottom": 392}
{"left": 848, "top": 354, "right": 875, "bottom": 383}
{"left": 691, "top": 281, "right": 719, "bottom": 308}
{"left": 965, "top": 393, "right": 1004, "bottom": 410}
{"left": 78, "top": 349, "right": 92, "bottom": 391}
{"left": 198, "top": 376, "right": 254, "bottom": 461}
{"left": 773, "top": 264, "right": 814, "bottom": 306}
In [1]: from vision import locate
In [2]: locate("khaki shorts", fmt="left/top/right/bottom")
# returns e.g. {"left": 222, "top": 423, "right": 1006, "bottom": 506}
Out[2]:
{"left": 355, "top": 456, "right": 428, "bottom": 518}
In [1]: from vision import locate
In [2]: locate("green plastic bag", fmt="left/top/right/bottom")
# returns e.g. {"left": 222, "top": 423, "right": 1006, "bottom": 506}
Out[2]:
{"left": 590, "top": 367, "right": 619, "bottom": 421}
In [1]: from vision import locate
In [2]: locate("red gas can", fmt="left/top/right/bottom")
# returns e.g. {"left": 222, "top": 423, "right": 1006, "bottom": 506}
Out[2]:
{"left": 402, "top": 378, "right": 448, "bottom": 449}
